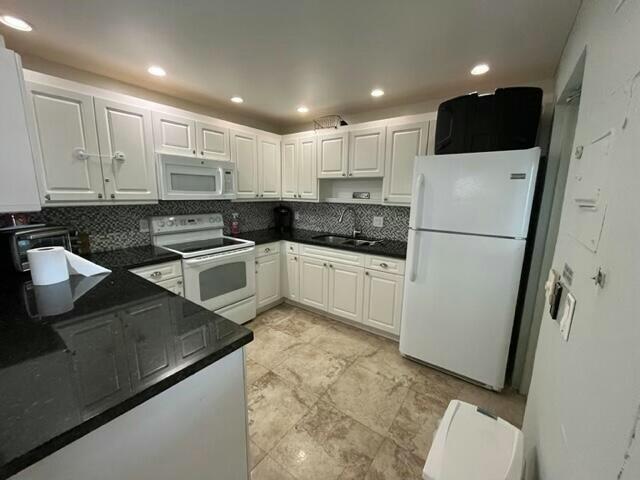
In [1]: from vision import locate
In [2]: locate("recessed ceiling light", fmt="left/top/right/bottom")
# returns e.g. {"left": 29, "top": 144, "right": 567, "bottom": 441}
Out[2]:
{"left": 297, "top": 106, "right": 309, "bottom": 113}
{"left": 0, "top": 15, "right": 33, "bottom": 31}
{"left": 231, "top": 96, "right": 244, "bottom": 104}
{"left": 371, "top": 88, "right": 385, "bottom": 97}
{"left": 471, "top": 64, "right": 490, "bottom": 76}
{"left": 147, "top": 65, "right": 166, "bottom": 77}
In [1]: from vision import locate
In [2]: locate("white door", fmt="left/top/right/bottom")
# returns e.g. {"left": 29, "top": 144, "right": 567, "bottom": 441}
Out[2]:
{"left": 299, "top": 256, "right": 328, "bottom": 310}
{"left": 281, "top": 137, "right": 298, "bottom": 199}
{"left": 94, "top": 98, "right": 157, "bottom": 202}
{"left": 363, "top": 270, "right": 403, "bottom": 335}
{"left": 410, "top": 148, "right": 540, "bottom": 238}
{"left": 0, "top": 49, "right": 40, "bottom": 212}
{"left": 256, "top": 254, "right": 281, "bottom": 308}
{"left": 196, "top": 120, "right": 230, "bottom": 161}
{"left": 383, "top": 121, "right": 429, "bottom": 205}
{"left": 258, "top": 136, "right": 281, "bottom": 199}
{"left": 152, "top": 112, "right": 197, "bottom": 156}
{"left": 230, "top": 130, "right": 259, "bottom": 199}
{"left": 317, "top": 131, "right": 348, "bottom": 178}
{"left": 400, "top": 230, "right": 526, "bottom": 389}
{"left": 328, "top": 262, "right": 364, "bottom": 323}
{"left": 282, "top": 253, "right": 300, "bottom": 301}
{"left": 348, "top": 126, "right": 385, "bottom": 177}
{"left": 26, "top": 82, "right": 105, "bottom": 203}
{"left": 298, "top": 136, "right": 318, "bottom": 200}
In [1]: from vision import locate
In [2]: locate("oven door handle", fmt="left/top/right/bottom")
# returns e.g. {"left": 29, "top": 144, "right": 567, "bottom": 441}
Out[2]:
{"left": 183, "top": 247, "right": 254, "bottom": 266}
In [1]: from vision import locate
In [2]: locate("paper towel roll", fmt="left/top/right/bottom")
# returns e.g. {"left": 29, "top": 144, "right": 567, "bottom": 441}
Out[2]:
{"left": 27, "top": 247, "right": 70, "bottom": 285}
{"left": 33, "top": 281, "right": 74, "bottom": 316}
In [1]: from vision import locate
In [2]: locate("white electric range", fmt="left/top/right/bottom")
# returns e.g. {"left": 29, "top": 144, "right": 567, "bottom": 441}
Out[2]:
{"left": 150, "top": 213, "right": 256, "bottom": 324}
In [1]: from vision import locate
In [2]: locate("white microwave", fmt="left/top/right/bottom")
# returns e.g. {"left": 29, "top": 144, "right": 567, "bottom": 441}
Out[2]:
{"left": 157, "top": 154, "right": 236, "bottom": 200}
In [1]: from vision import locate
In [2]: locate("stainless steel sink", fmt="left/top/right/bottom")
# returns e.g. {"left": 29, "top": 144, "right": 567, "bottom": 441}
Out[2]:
{"left": 312, "top": 234, "right": 382, "bottom": 247}
{"left": 341, "top": 239, "right": 380, "bottom": 247}
{"left": 312, "top": 234, "right": 351, "bottom": 245}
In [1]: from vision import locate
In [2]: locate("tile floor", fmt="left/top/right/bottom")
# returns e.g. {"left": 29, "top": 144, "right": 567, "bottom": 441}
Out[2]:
{"left": 245, "top": 303, "right": 526, "bottom": 480}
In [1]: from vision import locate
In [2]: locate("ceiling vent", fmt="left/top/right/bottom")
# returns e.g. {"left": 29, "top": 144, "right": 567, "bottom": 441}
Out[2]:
{"left": 313, "top": 115, "right": 348, "bottom": 131}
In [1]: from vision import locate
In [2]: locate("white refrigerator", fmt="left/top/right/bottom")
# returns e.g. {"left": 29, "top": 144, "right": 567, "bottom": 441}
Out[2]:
{"left": 399, "top": 147, "right": 540, "bottom": 390}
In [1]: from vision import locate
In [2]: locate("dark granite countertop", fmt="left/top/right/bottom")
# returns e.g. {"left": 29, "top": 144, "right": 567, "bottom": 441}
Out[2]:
{"left": 84, "top": 244, "right": 182, "bottom": 269}
{"left": 236, "top": 228, "right": 408, "bottom": 259}
{"left": 0, "top": 269, "right": 252, "bottom": 479}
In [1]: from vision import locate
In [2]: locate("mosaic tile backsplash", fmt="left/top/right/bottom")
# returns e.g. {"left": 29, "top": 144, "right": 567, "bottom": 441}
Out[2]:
{"left": 30, "top": 201, "right": 409, "bottom": 253}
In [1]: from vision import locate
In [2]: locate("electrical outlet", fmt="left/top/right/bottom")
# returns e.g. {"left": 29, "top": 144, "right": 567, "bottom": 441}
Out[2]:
{"left": 294, "top": 211, "right": 300, "bottom": 221}
{"left": 139, "top": 219, "right": 150, "bottom": 233}
{"left": 372, "top": 216, "right": 384, "bottom": 228}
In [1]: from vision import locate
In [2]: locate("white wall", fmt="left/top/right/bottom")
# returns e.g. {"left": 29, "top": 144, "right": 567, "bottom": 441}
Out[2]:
{"left": 523, "top": 1, "right": 640, "bottom": 479}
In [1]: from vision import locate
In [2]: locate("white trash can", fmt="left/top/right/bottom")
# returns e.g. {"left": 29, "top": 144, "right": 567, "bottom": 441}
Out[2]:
{"left": 423, "top": 400, "right": 524, "bottom": 480}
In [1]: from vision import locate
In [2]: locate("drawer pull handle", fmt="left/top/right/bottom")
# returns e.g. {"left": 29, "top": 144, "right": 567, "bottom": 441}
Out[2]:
{"left": 265, "top": 248, "right": 271, "bottom": 252}
{"left": 380, "top": 262, "right": 388, "bottom": 268}
{"left": 150, "top": 271, "right": 162, "bottom": 278}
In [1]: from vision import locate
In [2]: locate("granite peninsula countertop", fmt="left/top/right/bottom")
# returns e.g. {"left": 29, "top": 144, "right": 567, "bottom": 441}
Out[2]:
{"left": 0, "top": 268, "right": 252, "bottom": 479}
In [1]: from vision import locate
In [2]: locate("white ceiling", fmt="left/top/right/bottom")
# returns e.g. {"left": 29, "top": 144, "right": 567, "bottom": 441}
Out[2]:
{"left": 0, "top": 0, "right": 581, "bottom": 131}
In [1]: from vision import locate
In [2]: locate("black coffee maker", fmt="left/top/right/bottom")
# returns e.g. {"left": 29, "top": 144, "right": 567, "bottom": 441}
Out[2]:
{"left": 273, "top": 206, "right": 293, "bottom": 233}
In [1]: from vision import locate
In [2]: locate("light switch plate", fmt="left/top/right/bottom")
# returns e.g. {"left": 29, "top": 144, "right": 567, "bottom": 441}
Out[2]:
{"left": 372, "top": 216, "right": 384, "bottom": 228}
{"left": 559, "top": 292, "right": 576, "bottom": 341}
{"left": 139, "top": 219, "right": 149, "bottom": 233}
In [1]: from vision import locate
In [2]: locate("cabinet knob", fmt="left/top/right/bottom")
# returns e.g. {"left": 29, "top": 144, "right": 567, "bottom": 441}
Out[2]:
{"left": 294, "top": 256, "right": 297, "bottom": 261}
{"left": 365, "top": 271, "right": 369, "bottom": 276}
{"left": 110, "top": 194, "right": 116, "bottom": 199}
{"left": 265, "top": 248, "right": 271, "bottom": 252}
{"left": 200, "top": 151, "right": 204, "bottom": 156}
{"left": 192, "top": 149, "right": 196, "bottom": 154}
{"left": 104, "top": 178, "right": 110, "bottom": 183}
{"left": 98, "top": 194, "right": 103, "bottom": 199}
{"left": 329, "top": 264, "right": 333, "bottom": 268}
{"left": 255, "top": 194, "right": 259, "bottom": 197}
{"left": 177, "top": 280, "right": 183, "bottom": 285}
{"left": 384, "top": 197, "right": 388, "bottom": 201}
{"left": 348, "top": 173, "right": 353, "bottom": 176}
{"left": 342, "top": 173, "right": 346, "bottom": 177}
{"left": 380, "top": 262, "right": 388, "bottom": 268}
{"left": 323, "top": 263, "right": 327, "bottom": 267}
{"left": 45, "top": 194, "right": 51, "bottom": 200}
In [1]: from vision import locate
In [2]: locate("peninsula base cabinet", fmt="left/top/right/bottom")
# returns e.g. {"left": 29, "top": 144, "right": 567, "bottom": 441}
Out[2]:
{"left": 280, "top": 242, "right": 405, "bottom": 337}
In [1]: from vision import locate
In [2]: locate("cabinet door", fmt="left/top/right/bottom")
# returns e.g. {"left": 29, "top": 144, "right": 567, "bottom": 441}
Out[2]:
{"left": 196, "top": 120, "right": 230, "bottom": 160}
{"left": 328, "top": 262, "right": 364, "bottom": 323}
{"left": 26, "top": 82, "right": 104, "bottom": 203}
{"left": 348, "top": 126, "right": 385, "bottom": 177}
{"left": 282, "top": 253, "right": 300, "bottom": 301}
{"left": 363, "top": 269, "right": 404, "bottom": 335}
{"left": 152, "top": 111, "right": 197, "bottom": 156}
{"left": 56, "top": 313, "right": 130, "bottom": 419}
{"left": 258, "top": 135, "right": 281, "bottom": 198}
{"left": 281, "top": 137, "right": 298, "bottom": 199}
{"left": 383, "top": 121, "right": 429, "bottom": 205}
{"left": 299, "top": 256, "right": 328, "bottom": 310}
{"left": 256, "top": 253, "right": 281, "bottom": 308}
{"left": 122, "top": 299, "right": 176, "bottom": 390}
{"left": 317, "top": 131, "right": 348, "bottom": 178}
{"left": 231, "top": 130, "right": 259, "bottom": 199}
{"left": 94, "top": 98, "right": 157, "bottom": 202}
{"left": 298, "top": 136, "right": 318, "bottom": 200}
{"left": 0, "top": 50, "right": 40, "bottom": 212}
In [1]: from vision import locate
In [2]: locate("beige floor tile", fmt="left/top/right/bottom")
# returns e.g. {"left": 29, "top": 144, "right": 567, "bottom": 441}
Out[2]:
{"left": 249, "top": 440, "right": 267, "bottom": 470}
{"left": 302, "top": 321, "right": 379, "bottom": 362}
{"left": 269, "top": 307, "right": 325, "bottom": 338}
{"left": 324, "top": 363, "right": 409, "bottom": 435}
{"left": 365, "top": 438, "right": 424, "bottom": 480}
{"left": 272, "top": 343, "right": 350, "bottom": 396}
{"left": 270, "top": 401, "right": 384, "bottom": 480}
{"left": 246, "top": 358, "right": 270, "bottom": 386}
{"left": 251, "top": 455, "right": 296, "bottom": 480}
{"left": 248, "top": 371, "right": 318, "bottom": 451}
{"left": 355, "top": 347, "right": 425, "bottom": 388}
{"left": 409, "top": 365, "right": 467, "bottom": 404}
{"left": 387, "top": 389, "right": 448, "bottom": 461}
{"left": 458, "top": 384, "right": 526, "bottom": 427}
{"left": 246, "top": 326, "right": 303, "bottom": 369}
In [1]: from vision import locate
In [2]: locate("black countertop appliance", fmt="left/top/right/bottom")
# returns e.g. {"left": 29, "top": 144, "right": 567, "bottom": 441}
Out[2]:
{"left": 273, "top": 205, "right": 293, "bottom": 233}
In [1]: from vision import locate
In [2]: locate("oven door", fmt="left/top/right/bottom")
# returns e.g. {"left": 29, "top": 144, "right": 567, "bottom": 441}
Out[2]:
{"left": 182, "top": 247, "right": 255, "bottom": 311}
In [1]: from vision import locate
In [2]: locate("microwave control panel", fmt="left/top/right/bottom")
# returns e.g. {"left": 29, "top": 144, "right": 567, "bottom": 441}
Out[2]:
{"left": 223, "top": 170, "right": 234, "bottom": 192}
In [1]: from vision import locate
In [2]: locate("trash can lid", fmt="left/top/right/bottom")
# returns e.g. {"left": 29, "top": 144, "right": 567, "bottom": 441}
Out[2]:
{"left": 423, "top": 400, "right": 524, "bottom": 480}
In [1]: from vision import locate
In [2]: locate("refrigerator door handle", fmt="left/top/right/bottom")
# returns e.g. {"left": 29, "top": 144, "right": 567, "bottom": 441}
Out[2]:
{"left": 410, "top": 173, "right": 426, "bottom": 229}
{"left": 409, "top": 230, "right": 421, "bottom": 282}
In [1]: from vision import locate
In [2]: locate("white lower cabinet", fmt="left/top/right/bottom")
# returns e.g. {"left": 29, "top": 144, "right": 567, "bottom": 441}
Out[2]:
{"left": 256, "top": 253, "right": 281, "bottom": 308}
{"left": 363, "top": 269, "right": 404, "bottom": 335}
{"left": 299, "top": 256, "right": 329, "bottom": 310}
{"left": 129, "top": 261, "right": 184, "bottom": 297}
{"left": 282, "top": 253, "right": 300, "bottom": 302}
{"left": 328, "top": 262, "right": 364, "bottom": 323}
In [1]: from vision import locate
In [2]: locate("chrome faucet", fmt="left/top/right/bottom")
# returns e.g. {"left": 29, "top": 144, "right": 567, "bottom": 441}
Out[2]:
{"left": 338, "top": 207, "right": 361, "bottom": 238}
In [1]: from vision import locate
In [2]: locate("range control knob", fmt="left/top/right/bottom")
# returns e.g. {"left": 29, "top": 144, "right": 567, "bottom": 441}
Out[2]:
{"left": 209, "top": 217, "right": 216, "bottom": 223}
{"left": 158, "top": 221, "right": 165, "bottom": 227}
{"left": 167, "top": 220, "right": 175, "bottom": 227}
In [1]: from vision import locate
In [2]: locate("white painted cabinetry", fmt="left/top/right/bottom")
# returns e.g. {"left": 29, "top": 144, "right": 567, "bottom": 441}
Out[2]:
{"left": 281, "top": 134, "right": 318, "bottom": 200}
{"left": 0, "top": 46, "right": 41, "bottom": 212}
{"left": 328, "top": 262, "right": 364, "bottom": 322}
{"left": 317, "top": 131, "right": 349, "bottom": 178}
{"left": 258, "top": 135, "right": 281, "bottom": 198}
{"left": 152, "top": 112, "right": 197, "bottom": 156}
{"left": 363, "top": 269, "right": 404, "bottom": 335}
{"left": 348, "top": 126, "right": 386, "bottom": 177}
{"left": 256, "top": 252, "right": 281, "bottom": 309}
{"left": 299, "top": 256, "right": 329, "bottom": 310}
{"left": 281, "top": 137, "right": 298, "bottom": 199}
{"left": 130, "top": 260, "right": 184, "bottom": 297}
{"left": 231, "top": 129, "right": 259, "bottom": 199}
{"left": 196, "top": 120, "right": 230, "bottom": 160}
{"left": 282, "top": 253, "right": 300, "bottom": 302}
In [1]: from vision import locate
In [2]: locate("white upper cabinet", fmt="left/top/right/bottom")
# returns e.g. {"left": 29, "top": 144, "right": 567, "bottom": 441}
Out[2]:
{"left": 348, "top": 126, "right": 386, "bottom": 177}
{"left": 0, "top": 48, "right": 40, "bottom": 212}
{"left": 317, "top": 131, "right": 349, "bottom": 178}
{"left": 26, "top": 82, "right": 105, "bottom": 203}
{"left": 94, "top": 98, "right": 157, "bottom": 202}
{"left": 152, "top": 112, "right": 197, "bottom": 156}
{"left": 196, "top": 120, "right": 230, "bottom": 160}
{"left": 298, "top": 136, "right": 318, "bottom": 200}
{"left": 281, "top": 137, "right": 298, "bottom": 199}
{"left": 383, "top": 121, "right": 430, "bottom": 205}
{"left": 258, "top": 135, "right": 281, "bottom": 198}
{"left": 231, "top": 129, "right": 259, "bottom": 199}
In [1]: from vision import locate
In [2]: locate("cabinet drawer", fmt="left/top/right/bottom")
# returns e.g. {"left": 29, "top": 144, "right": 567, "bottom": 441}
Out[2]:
{"left": 130, "top": 260, "right": 182, "bottom": 283}
{"left": 365, "top": 255, "right": 405, "bottom": 275}
{"left": 157, "top": 276, "right": 184, "bottom": 296}
{"left": 282, "top": 241, "right": 299, "bottom": 255}
{"left": 301, "top": 244, "right": 364, "bottom": 267}
{"left": 256, "top": 242, "right": 280, "bottom": 258}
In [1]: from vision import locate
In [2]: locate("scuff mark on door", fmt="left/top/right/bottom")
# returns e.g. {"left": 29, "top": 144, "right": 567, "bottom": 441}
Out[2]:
{"left": 617, "top": 402, "right": 640, "bottom": 479}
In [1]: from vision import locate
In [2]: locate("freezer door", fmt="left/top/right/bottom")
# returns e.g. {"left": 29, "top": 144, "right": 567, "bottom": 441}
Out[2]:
{"left": 400, "top": 230, "right": 526, "bottom": 389}
{"left": 409, "top": 147, "right": 539, "bottom": 238}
